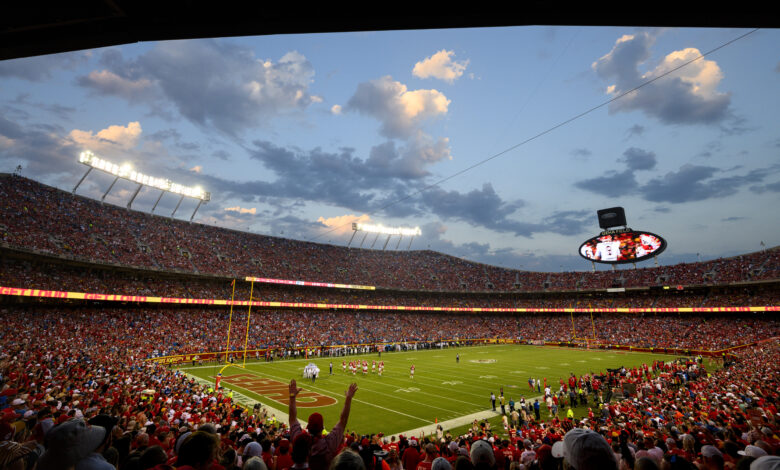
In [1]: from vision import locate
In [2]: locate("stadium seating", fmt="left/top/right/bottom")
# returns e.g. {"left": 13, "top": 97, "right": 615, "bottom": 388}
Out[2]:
{"left": 2, "top": 174, "right": 779, "bottom": 293}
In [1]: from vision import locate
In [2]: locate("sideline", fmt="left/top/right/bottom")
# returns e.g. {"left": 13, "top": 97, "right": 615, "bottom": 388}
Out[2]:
{"left": 390, "top": 394, "right": 545, "bottom": 440}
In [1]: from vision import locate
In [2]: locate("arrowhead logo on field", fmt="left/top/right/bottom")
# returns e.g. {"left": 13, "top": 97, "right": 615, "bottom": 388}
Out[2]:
{"left": 479, "top": 375, "right": 497, "bottom": 379}
{"left": 395, "top": 387, "right": 421, "bottom": 393}
{"left": 442, "top": 381, "right": 462, "bottom": 385}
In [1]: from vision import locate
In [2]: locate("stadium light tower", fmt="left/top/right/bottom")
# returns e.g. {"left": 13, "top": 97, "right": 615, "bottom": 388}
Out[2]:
{"left": 348, "top": 222, "right": 421, "bottom": 250}
{"left": 73, "top": 150, "right": 211, "bottom": 222}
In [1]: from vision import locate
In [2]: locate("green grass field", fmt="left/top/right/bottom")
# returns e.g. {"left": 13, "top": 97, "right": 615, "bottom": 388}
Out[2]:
{"left": 178, "top": 345, "right": 679, "bottom": 436}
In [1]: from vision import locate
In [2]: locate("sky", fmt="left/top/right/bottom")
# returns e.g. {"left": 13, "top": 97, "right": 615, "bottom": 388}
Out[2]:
{"left": 0, "top": 26, "right": 778, "bottom": 272}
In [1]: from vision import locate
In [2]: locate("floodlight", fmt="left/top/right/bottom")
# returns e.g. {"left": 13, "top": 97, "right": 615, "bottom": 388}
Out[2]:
{"left": 349, "top": 221, "right": 421, "bottom": 250}
{"left": 74, "top": 149, "right": 211, "bottom": 220}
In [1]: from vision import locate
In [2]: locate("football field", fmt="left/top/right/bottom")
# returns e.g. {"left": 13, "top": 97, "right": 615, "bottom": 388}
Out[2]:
{"left": 179, "top": 344, "right": 678, "bottom": 436}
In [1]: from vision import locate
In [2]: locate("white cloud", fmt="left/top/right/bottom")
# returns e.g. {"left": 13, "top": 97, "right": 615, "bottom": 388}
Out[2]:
{"left": 317, "top": 213, "right": 371, "bottom": 234}
{"left": 190, "top": 165, "right": 202, "bottom": 173}
{"left": 413, "top": 50, "right": 469, "bottom": 83}
{"left": 225, "top": 206, "right": 257, "bottom": 215}
{"left": 347, "top": 76, "right": 450, "bottom": 139}
{"left": 652, "top": 48, "right": 723, "bottom": 97}
{"left": 68, "top": 121, "right": 142, "bottom": 154}
{"left": 593, "top": 32, "right": 730, "bottom": 124}
{"left": 331, "top": 104, "right": 342, "bottom": 115}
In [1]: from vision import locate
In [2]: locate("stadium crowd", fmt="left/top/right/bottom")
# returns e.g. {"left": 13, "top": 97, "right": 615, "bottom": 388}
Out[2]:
{"left": 1, "top": 303, "right": 778, "bottom": 470}
{"left": 2, "top": 306, "right": 778, "bottom": 361}
{"left": 2, "top": 175, "right": 779, "bottom": 293}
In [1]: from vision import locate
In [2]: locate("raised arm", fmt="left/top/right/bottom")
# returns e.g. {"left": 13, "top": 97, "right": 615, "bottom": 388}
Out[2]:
{"left": 338, "top": 383, "right": 358, "bottom": 429}
{"left": 289, "top": 379, "right": 303, "bottom": 425}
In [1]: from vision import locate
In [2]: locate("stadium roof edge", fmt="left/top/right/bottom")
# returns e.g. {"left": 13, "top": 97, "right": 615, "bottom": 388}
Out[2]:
{"left": 2, "top": 3, "right": 778, "bottom": 61}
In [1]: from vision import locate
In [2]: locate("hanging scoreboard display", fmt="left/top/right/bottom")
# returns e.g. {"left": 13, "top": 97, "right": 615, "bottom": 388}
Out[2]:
{"left": 579, "top": 229, "right": 667, "bottom": 264}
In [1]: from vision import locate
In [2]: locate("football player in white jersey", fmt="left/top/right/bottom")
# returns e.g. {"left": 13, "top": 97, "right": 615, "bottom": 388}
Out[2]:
{"left": 595, "top": 236, "right": 620, "bottom": 261}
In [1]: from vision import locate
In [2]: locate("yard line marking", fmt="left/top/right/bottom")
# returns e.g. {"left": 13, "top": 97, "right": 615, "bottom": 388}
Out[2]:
{"left": 306, "top": 373, "right": 482, "bottom": 409}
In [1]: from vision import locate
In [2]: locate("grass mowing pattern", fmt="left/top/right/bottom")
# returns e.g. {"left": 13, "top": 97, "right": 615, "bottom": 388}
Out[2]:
{"left": 179, "top": 345, "right": 678, "bottom": 436}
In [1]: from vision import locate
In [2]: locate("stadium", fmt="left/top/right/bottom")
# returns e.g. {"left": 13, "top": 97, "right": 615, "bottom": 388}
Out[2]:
{"left": 1, "top": 10, "right": 779, "bottom": 470}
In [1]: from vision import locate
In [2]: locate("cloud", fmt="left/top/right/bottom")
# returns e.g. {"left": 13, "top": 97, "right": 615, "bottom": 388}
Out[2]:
{"left": 346, "top": 76, "right": 450, "bottom": 139}
{"left": 593, "top": 32, "right": 730, "bottom": 124}
{"left": 331, "top": 105, "right": 342, "bottom": 115}
{"left": 571, "top": 148, "right": 592, "bottom": 160}
{"left": 68, "top": 121, "right": 143, "bottom": 154}
{"left": 0, "top": 116, "right": 78, "bottom": 179}
{"left": 575, "top": 169, "right": 639, "bottom": 197}
{"left": 225, "top": 206, "right": 256, "bottom": 215}
{"left": 212, "top": 150, "right": 231, "bottom": 161}
{"left": 412, "top": 50, "right": 469, "bottom": 83}
{"left": 316, "top": 213, "right": 371, "bottom": 235}
{"left": 750, "top": 181, "right": 780, "bottom": 194}
{"left": 344, "top": 76, "right": 453, "bottom": 178}
{"left": 0, "top": 51, "right": 89, "bottom": 81}
{"left": 77, "top": 41, "right": 318, "bottom": 135}
{"left": 640, "top": 164, "right": 780, "bottom": 203}
{"left": 420, "top": 184, "right": 591, "bottom": 237}
{"left": 625, "top": 124, "right": 645, "bottom": 139}
{"left": 619, "top": 147, "right": 656, "bottom": 170}
{"left": 575, "top": 147, "right": 655, "bottom": 197}
{"left": 199, "top": 141, "right": 411, "bottom": 212}
{"left": 721, "top": 216, "right": 745, "bottom": 222}
{"left": 190, "top": 166, "right": 202, "bottom": 173}
{"left": 77, "top": 70, "right": 156, "bottom": 101}
{"left": 365, "top": 134, "right": 452, "bottom": 179}
{"left": 7, "top": 94, "right": 76, "bottom": 121}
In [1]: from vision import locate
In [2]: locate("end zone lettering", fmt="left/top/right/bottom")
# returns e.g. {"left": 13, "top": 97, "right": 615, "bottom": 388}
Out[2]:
{"left": 219, "top": 374, "right": 337, "bottom": 408}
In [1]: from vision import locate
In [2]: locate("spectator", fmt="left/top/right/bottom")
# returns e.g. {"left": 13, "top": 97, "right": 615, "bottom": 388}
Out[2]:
{"left": 288, "top": 380, "right": 357, "bottom": 470}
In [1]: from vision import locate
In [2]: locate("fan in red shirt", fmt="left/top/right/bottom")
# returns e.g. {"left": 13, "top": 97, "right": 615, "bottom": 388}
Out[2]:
{"left": 416, "top": 443, "right": 437, "bottom": 470}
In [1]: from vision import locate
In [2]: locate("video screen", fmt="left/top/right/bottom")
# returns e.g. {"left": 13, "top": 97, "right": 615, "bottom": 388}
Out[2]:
{"left": 579, "top": 231, "right": 666, "bottom": 264}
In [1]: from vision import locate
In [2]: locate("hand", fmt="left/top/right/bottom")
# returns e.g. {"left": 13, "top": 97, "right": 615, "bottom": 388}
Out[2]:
{"left": 346, "top": 383, "right": 358, "bottom": 399}
{"left": 289, "top": 380, "right": 302, "bottom": 398}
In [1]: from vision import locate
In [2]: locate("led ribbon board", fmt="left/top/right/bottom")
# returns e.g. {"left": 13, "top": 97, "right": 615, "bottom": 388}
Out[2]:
{"left": 244, "top": 277, "right": 376, "bottom": 290}
{"left": 1, "top": 286, "right": 774, "bottom": 313}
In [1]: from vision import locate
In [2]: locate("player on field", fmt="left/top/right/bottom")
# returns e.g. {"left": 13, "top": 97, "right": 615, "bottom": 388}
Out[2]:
{"left": 410, "top": 364, "right": 415, "bottom": 379}
{"left": 363, "top": 361, "right": 368, "bottom": 375}
{"left": 372, "top": 360, "right": 376, "bottom": 373}
{"left": 342, "top": 360, "right": 346, "bottom": 373}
